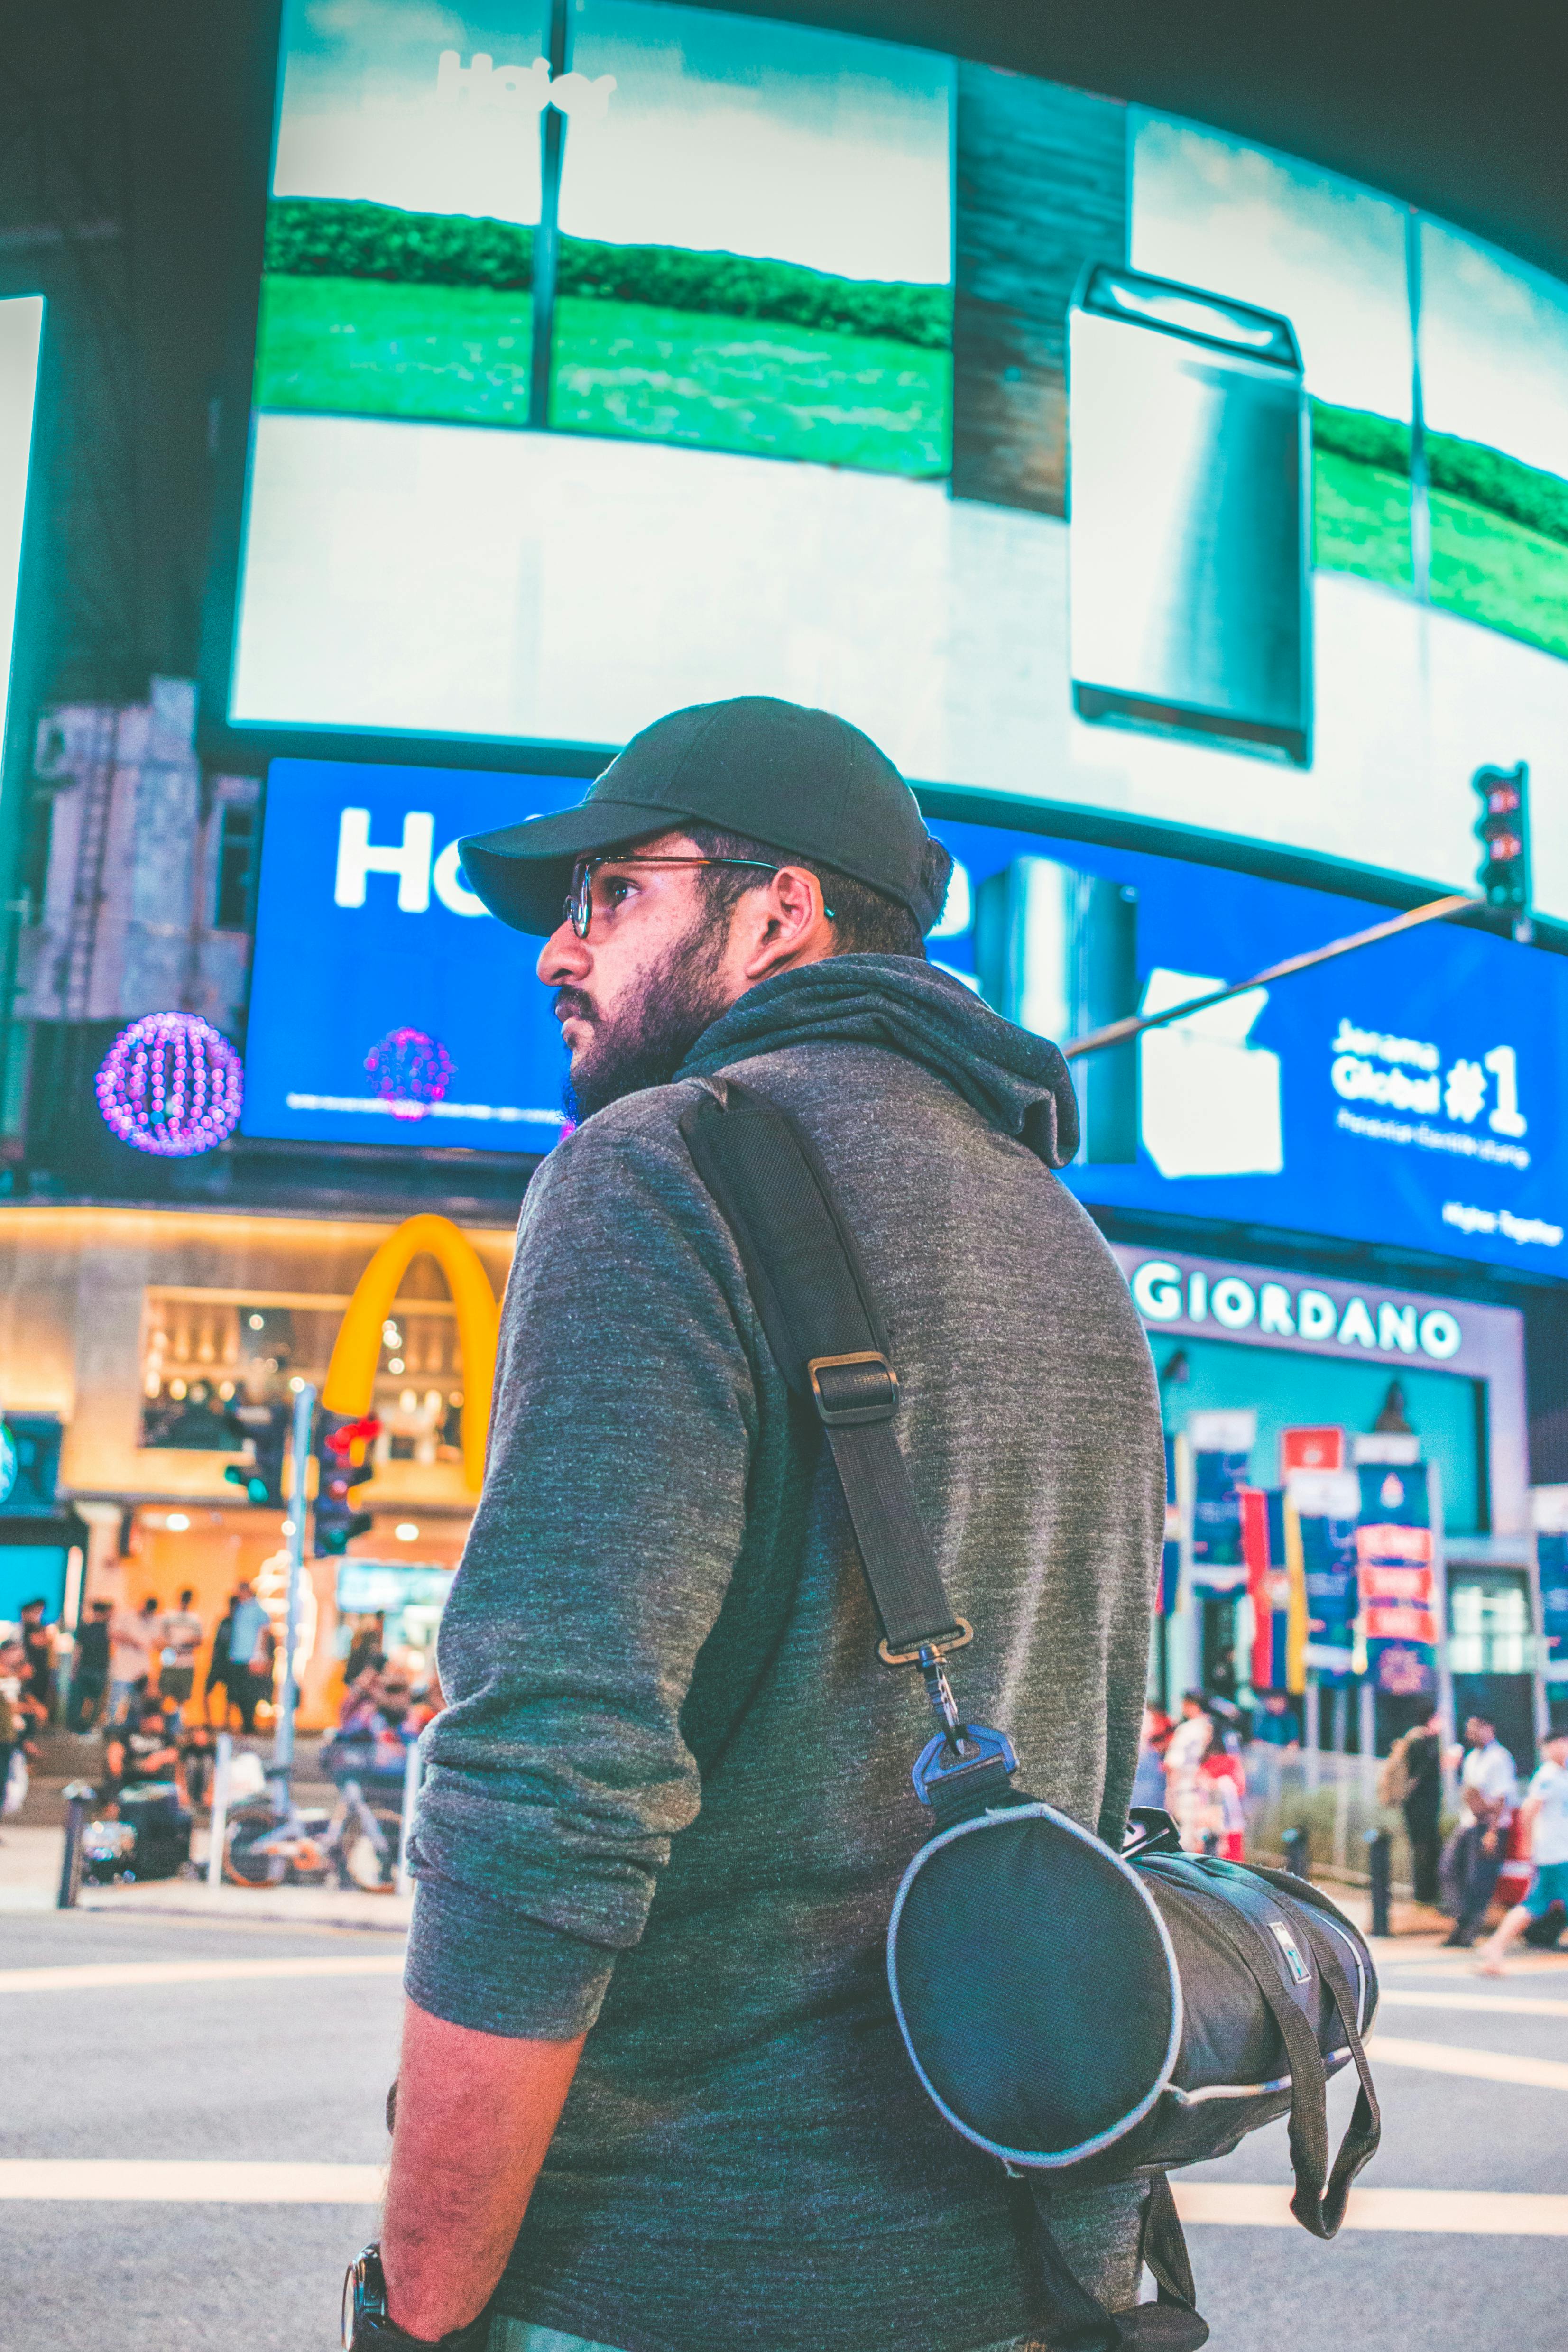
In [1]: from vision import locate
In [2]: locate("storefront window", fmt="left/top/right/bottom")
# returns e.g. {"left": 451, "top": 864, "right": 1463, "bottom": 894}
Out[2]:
{"left": 137, "top": 1284, "right": 467, "bottom": 1470}
{"left": 1154, "top": 1333, "right": 1488, "bottom": 1532}
{"left": 1448, "top": 1572, "right": 1532, "bottom": 1675}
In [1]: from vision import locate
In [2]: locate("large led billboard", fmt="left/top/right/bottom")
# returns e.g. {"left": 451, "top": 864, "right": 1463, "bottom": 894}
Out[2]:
{"left": 222, "top": 3, "right": 1568, "bottom": 916}
{"left": 245, "top": 758, "right": 1567, "bottom": 1281}
{"left": 0, "top": 295, "right": 43, "bottom": 756}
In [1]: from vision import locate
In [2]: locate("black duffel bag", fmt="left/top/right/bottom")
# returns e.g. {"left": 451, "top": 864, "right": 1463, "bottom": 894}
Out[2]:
{"left": 684, "top": 1078, "right": 1381, "bottom": 2352}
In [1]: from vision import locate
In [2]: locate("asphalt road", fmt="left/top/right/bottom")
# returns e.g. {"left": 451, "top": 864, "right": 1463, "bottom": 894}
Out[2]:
{"left": 4, "top": 1909, "right": 402, "bottom": 2352}
{"left": 4, "top": 1909, "right": 1567, "bottom": 2351}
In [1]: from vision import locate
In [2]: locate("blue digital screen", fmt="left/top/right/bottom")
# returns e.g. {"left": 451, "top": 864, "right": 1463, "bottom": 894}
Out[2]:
{"left": 243, "top": 758, "right": 1567, "bottom": 1281}
{"left": 931, "top": 816, "right": 1567, "bottom": 1281}
{"left": 242, "top": 758, "right": 584, "bottom": 1151}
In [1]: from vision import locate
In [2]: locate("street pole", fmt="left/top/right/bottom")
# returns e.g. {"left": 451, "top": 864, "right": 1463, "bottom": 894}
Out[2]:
{"left": 268, "top": 1381, "right": 315, "bottom": 1820}
{"left": 57, "top": 1781, "right": 95, "bottom": 1908}
{"left": 1062, "top": 892, "right": 1476, "bottom": 1064}
{"left": 1365, "top": 1826, "right": 1393, "bottom": 1937}
{"left": 207, "top": 1730, "right": 233, "bottom": 1889}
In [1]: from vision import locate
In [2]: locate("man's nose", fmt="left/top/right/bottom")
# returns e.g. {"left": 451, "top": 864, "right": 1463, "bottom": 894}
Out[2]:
{"left": 537, "top": 919, "right": 590, "bottom": 986}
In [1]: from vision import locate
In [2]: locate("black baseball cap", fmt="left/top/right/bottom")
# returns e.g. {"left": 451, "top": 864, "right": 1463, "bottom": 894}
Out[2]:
{"left": 459, "top": 696, "right": 948, "bottom": 936}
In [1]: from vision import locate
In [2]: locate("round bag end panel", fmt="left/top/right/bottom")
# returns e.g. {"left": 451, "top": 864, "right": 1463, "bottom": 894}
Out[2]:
{"left": 888, "top": 1806, "right": 1180, "bottom": 2166}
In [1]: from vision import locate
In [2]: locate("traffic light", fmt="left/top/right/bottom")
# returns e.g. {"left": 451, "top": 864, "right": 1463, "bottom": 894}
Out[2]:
{"left": 224, "top": 1402, "right": 290, "bottom": 1506}
{"left": 1473, "top": 762, "right": 1531, "bottom": 927}
{"left": 313, "top": 1410, "right": 380, "bottom": 1556}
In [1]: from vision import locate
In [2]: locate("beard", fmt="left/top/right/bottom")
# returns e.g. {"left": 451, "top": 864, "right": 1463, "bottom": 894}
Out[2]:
{"left": 558, "top": 912, "right": 733, "bottom": 1122}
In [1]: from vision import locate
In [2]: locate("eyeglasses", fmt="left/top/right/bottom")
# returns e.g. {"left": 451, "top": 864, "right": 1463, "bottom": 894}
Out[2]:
{"left": 563, "top": 854, "right": 779, "bottom": 940}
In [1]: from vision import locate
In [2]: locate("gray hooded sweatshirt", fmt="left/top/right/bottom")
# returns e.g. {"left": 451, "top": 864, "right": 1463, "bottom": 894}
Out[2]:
{"left": 407, "top": 956, "right": 1164, "bottom": 2352}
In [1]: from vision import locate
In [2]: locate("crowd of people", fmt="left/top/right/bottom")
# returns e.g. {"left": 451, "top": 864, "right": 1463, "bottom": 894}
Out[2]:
{"left": 9, "top": 1564, "right": 1564, "bottom": 1975}
{"left": 1132, "top": 1690, "right": 1258, "bottom": 1857}
{"left": 65, "top": 1584, "right": 281, "bottom": 1737}
{"left": 0, "top": 1586, "right": 442, "bottom": 1835}
{"left": 0, "top": 1611, "right": 52, "bottom": 1823}
{"left": 326, "top": 1649, "right": 440, "bottom": 1780}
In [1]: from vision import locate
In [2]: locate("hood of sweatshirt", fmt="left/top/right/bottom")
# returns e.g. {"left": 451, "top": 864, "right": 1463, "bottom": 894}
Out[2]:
{"left": 677, "top": 954, "right": 1080, "bottom": 1169}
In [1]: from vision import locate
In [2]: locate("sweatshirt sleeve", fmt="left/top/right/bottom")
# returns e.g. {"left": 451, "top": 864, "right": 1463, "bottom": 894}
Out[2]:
{"left": 404, "top": 1102, "right": 758, "bottom": 2039}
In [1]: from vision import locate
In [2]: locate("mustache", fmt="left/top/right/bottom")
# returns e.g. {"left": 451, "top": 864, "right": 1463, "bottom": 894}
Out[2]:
{"left": 553, "top": 988, "right": 595, "bottom": 1026}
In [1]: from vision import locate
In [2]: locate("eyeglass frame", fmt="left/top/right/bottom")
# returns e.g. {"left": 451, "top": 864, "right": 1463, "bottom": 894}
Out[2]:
{"left": 564, "top": 852, "right": 811, "bottom": 939}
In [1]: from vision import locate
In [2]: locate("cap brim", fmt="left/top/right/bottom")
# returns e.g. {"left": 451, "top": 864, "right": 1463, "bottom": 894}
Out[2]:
{"left": 458, "top": 797, "right": 693, "bottom": 934}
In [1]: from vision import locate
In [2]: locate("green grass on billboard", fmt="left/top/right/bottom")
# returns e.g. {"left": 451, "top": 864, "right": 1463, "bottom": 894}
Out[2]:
{"left": 549, "top": 300, "right": 950, "bottom": 472}
{"left": 1310, "top": 401, "right": 1568, "bottom": 660}
{"left": 256, "top": 275, "right": 950, "bottom": 472}
{"left": 1310, "top": 451, "right": 1412, "bottom": 589}
{"left": 257, "top": 200, "right": 953, "bottom": 474}
{"left": 253, "top": 201, "right": 1568, "bottom": 661}
{"left": 264, "top": 198, "right": 953, "bottom": 348}
{"left": 1427, "top": 488, "right": 1568, "bottom": 659}
{"left": 257, "top": 276, "right": 537, "bottom": 425}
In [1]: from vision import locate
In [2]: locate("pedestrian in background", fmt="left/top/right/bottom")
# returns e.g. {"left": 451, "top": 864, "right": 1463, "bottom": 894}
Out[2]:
{"left": 344, "top": 1614, "right": 385, "bottom": 1686}
{"left": 204, "top": 1591, "right": 237, "bottom": 1727}
{"left": 157, "top": 1588, "right": 203, "bottom": 1716}
{"left": 108, "top": 1596, "right": 159, "bottom": 1725}
{"left": 1444, "top": 1712, "right": 1519, "bottom": 1947}
{"left": 1200, "top": 1743, "right": 1247, "bottom": 1859}
{"left": 1254, "top": 1688, "right": 1301, "bottom": 1749}
{"left": 102, "top": 1696, "right": 181, "bottom": 1803}
{"left": 225, "top": 1582, "right": 270, "bottom": 1735}
{"left": 180, "top": 1718, "right": 216, "bottom": 1809}
{"left": 1131, "top": 1704, "right": 1170, "bottom": 1810}
{"left": 1163, "top": 1691, "right": 1213, "bottom": 1852}
{"left": 68, "top": 1599, "right": 112, "bottom": 1730}
{"left": 18, "top": 1598, "right": 56, "bottom": 1723}
{"left": 1399, "top": 1708, "right": 1446, "bottom": 1909}
{"left": 0, "top": 1638, "right": 28, "bottom": 1827}
{"left": 1477, "top": 1728, "right": 1568, "bottom": 1974}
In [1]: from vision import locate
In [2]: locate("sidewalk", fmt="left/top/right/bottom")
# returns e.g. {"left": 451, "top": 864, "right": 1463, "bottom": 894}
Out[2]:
{"left": 5, "top": 1722, "right": 411, "bottom": 1928}
{"left": 0, "top": 1820, "right": 411, "bottom": 1930}
{"left": 0, "top": 1826, "right": 65, "bottom": 1911}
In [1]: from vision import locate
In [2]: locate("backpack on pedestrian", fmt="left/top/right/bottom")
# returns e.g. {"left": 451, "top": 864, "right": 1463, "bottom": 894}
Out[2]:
{"left": 1377, "top": 1733, "right": 1414, "bottom": 1808}
{"left": 684, "top": 1078, "right": 1382, "bottom": 2352}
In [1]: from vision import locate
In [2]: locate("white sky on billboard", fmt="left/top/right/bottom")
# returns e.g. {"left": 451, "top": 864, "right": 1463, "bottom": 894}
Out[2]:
{"left": 558, "top": 5, "right": 951, "bottom": 283}
{"left": 1130, "top": 116, "right": 1412, "bottom": 419}
{"left": 272, "top": 0, "right": 953, "bottom": 285}
{"left": 1419, "top": 221, "right": 1568, "bottom": 482}
{"left": 275, "top": 0, "right": 548, "bottom": 224}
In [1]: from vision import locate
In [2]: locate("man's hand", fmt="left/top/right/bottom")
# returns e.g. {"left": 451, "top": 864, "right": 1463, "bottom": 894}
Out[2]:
{"left": 381, "top": 1999, "right": 585, "bottom": 2342}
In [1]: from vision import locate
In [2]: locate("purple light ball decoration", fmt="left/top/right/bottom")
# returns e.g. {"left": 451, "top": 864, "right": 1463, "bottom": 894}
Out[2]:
{"left": 95, "top": 1013, "right": 245, "bottom": 1158}
{"left": 364, "top": 1027, "right": 455, "bottom": 1121}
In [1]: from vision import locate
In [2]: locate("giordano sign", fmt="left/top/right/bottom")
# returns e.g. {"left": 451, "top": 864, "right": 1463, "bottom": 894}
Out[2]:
{"left": 1128, "top": 1259, "right": 1459, "bottom": 1363}
{"left": 1107, "top": 1245, "right": 1509, "bottom": 1384}
{"left": 323, "top": 1213, "right": 499, "bottom": 1491}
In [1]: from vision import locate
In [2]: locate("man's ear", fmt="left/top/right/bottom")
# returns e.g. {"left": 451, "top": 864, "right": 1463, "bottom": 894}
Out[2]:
{"left": 736, "top": 863, "right": 835, "bottom": 980}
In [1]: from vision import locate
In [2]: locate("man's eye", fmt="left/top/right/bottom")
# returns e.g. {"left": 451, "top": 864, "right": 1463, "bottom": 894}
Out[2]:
{"left": 602, "top": 877, "right": 633, "bottom": 908}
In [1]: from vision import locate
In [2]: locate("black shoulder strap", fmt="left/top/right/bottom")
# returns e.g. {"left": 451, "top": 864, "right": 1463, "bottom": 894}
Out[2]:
{"left": 686, "top": 1078, "right": 1211, "bottom": 2349}
{"left": 679, "top": 1076, "right": 965, "bottom": 1662}
{"left": 1022, "top": 2174, "right": 1209, "bottom": 2351}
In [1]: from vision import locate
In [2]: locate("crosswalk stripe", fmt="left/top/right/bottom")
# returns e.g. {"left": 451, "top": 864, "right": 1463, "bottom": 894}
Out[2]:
{"left": 1176, "top": 2184, "right": 1568, "bottom": 2233}
{"left": 1380, "top": 1988, "right": 1568, "bottom": 2020}
{"left": 2, "top": 2164, "right": 1560, "bottom": 2229}
{"left": 0, "top": 1955, "right": 404, "bottom": 1994}
{"left": 0, "top": 2161, "right": 383, "bottom": 2202}
{"left": 1368, "top": 2033, "right": 1568, "bottom": 2089}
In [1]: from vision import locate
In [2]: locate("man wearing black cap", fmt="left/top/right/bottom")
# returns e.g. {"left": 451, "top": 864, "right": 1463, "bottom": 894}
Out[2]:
{"left": 364, "top": 700, "right": 1163, "bottom": 2352}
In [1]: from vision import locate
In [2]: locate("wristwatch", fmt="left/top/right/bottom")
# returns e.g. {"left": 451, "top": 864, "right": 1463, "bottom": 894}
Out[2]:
{"left": 342, "top": 2243, "right": 493, "bottom": 2352}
